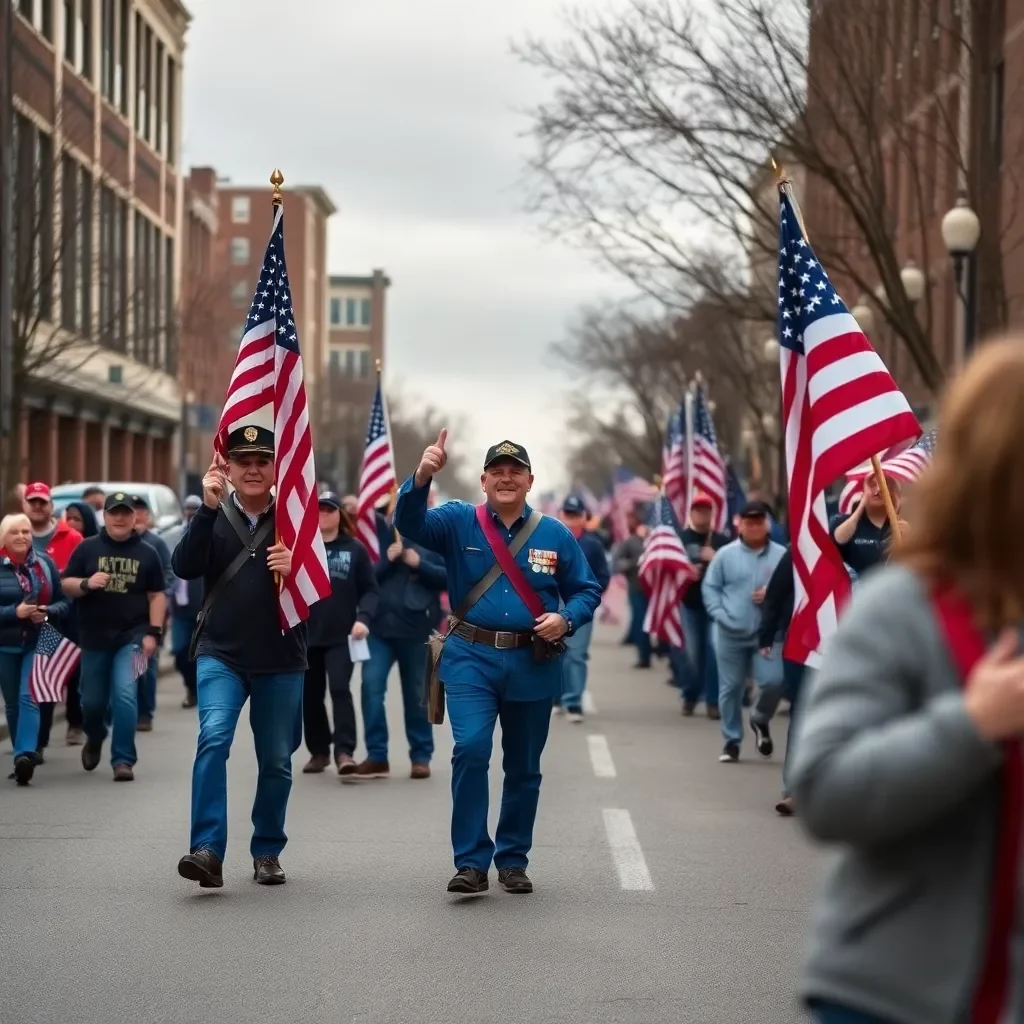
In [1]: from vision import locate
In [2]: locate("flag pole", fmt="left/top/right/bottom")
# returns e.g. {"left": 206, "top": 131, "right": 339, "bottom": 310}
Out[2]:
{"left": 271, "top": 169, "right": 284, "bottom": 591}
{"left": 771, "top": 159, "right": 901, "bottom": 541}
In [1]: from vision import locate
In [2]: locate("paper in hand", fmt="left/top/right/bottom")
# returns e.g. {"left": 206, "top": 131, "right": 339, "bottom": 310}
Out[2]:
{"left": 348, "top": 635, "right": 371, "bottom": 662}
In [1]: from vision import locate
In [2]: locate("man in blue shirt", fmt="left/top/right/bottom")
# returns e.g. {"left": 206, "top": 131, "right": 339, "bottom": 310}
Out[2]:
{"left": 394, "top": 432, "right": 603, "bottom": 896}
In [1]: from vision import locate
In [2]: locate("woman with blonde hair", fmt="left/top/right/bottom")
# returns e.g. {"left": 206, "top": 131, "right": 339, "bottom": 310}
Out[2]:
{"left": 0, "top": 512, "right": 70, "bottom": 785}
{"left": 791, "top": 336, "right": 1024, "bottom": 1023}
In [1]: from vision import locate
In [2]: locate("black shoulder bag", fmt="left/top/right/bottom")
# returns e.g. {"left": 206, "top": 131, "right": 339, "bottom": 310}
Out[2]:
{"left": 187, "top": 501, "right": 275, "bottom": 661}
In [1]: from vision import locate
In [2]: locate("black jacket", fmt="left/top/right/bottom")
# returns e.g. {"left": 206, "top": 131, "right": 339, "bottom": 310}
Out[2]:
{"left": 372, "top": 514, "right": 447, "bottom": 640}
{"left": 171, "top": 502, "right": 307, "bottom": 674}
{"left": 307, "top": 535, "right": 378, "bottom": 648}
{"left": 758, "top": 547, "right": 794, "bottom": 649}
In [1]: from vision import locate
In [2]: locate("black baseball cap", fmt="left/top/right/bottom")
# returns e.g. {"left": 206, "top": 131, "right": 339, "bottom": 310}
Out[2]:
{"left": 131, "top": 494, "right": 149, "bottom": 510}
{"left": 226, "top": 424, "right": 274, "bottom": 457}
{"left": 318, "top": 491, "right": 342, "bottom": 510}
{"left": 739, "top": 500, "right": 772, "bottom": 519}
{"left": 104, "top": 491, "right": 135, "bottom": 512}
{"left": 562, "top": 495, "right": 586, "bottom": 515}
{"left": 483, "top": 440, "right": 531, "bottom": 471}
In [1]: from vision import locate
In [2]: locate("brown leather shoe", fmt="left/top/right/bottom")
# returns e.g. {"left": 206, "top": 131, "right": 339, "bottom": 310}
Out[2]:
{"left": 302, "top": 754, "right": 330, "bottom": 774}
{"left": 253, "top": 855, "right": 286, "bottom": 885}
{"left": 353, "top": 759, "right": 389, "bottom": 779}
{"left": 706, "top": 705, "right": 721, "bottom": 721}
{"left": 66, "top": 727, "right": 84, "bottom": 746}
{"left": 775, "top": 796, "right": 795, "bottom": 817}
{"left": 137, "top": 717, "right": 153, "bottom": 733}
{"left": 113, "top": 764, "right": 134, "bottom": 782}
{"left": 178, "top": 849, "right": 224, "bottom": 888}
{"left": 410, "top": 763, "right": 431, "bottom": 780}
{"left": 336, "top": 753, "right": 357, "bottom": 777}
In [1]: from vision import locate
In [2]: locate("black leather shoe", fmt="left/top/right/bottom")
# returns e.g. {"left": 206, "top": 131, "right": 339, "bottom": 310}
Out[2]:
{"left": 447, "top": 867, "right": 489, "bottom": 894}
{"left": 253, "top": 855, "right": 286, "bottom": 885}
{"left": 81, "top": 742, "right": 102, "bottom": 772}
{"left": 13, "top": 755, "right": 34, "bottom": 786}
{"left": 497, "top": 868, "right": 533, "bottom": 894}
{"left": 178, "top": 849, "right": 224, "bottom": 888}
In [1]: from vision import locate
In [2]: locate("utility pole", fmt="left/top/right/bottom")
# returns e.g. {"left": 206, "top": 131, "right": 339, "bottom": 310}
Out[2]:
{"left": 0, "top": 0, "right": 14, "bottom": 503}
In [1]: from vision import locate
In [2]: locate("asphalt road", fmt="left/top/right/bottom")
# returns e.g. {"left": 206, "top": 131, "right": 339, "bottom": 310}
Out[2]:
{"left": 0, "top": 627, "right": 821, "bottom": 1024}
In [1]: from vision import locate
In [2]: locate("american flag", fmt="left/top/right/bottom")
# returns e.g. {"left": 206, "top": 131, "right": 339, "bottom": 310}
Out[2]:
{"left": 776, "top": 185, "right": 920, "bottom": 665}
{"left": 637, "top": 495, "right": 698, "bottom": 647}
{"left": 837, "top": 428, "right": 937, "bottom": 514}
{"left": 356, "top": 379, "right": 396, "bottom": 562}
{"left": 662, "top": 405, "right": 687, "bottom": 526}
{"left": 688, "top": 383, "right": 728, "bottom": 532}
{"left": 214, "top": 207, "right": 330, "bottom": 628}
{"left": 131, "top": 644, "right": 149, "bottom": 681}
{"left": 610, "top": 467, "right": 658, "bottom": 542}
{"left": 29, "top": 623, "right": 80, "bottom": 703}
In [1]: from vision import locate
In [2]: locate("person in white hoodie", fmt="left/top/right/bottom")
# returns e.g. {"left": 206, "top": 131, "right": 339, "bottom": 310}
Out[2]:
{"left": 701, "top": 500, "right": 786, "bottom": 763}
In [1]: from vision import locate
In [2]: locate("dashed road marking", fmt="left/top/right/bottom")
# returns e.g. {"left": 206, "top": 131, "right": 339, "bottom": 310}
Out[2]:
{"left": 603, "top": 808, "right": 654, "bottom": 891}
{"left": 582, "top": 691, "right": 597, "bottom": 714}
{"left": 587, "top": 734, "right": 617, "bottom": 778}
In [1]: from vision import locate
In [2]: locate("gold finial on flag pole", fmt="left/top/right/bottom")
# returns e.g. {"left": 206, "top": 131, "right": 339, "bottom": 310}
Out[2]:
{"left": 270, "top": 169, "right": 284, "bottom": 208}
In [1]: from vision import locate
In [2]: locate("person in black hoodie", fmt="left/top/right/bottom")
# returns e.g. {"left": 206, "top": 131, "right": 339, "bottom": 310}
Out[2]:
{"left": 757, "top": 545, "right": 803, "bottom": 817}
{"left": 302, "top": 491, "right": 378, "bottom": 777}
{"left": 171, "top": 425, "right": 303, "bottom": 890}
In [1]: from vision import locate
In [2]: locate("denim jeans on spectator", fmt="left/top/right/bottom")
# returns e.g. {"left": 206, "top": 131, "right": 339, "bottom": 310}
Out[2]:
{"left": 171, "top": 616, "right": 197, "bottom": 698}
{"left": 680, "top": 604, "right": 719, "bottom": 708}
{"left": 781, "top": 658, "right": 806, "bottom": 797}
{"left": 80, "top": 644, "right": 139, "bottom": 767}
{"left": 0, "top": 648, "right": 39, "bottom": 759}
{"left": 560, "top": 620, "right": 594, "bottom": 711}
{"left": 811, "top": 1001, "right": 894, "bottom": 1024}
{"left": 138, "top": 653, "right": 159, "bottom": 721}
{"left": 627, "top": 590, "right": 652, "bottom": 666}
{"left": 360, "top": 635, "right": 433, "bottom": 764}
{"left": 713, "top": 629, "right": 784, "bottom": 748}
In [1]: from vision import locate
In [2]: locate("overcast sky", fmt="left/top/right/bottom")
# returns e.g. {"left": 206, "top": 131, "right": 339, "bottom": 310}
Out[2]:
{"left": 182, "top": 0, "right": 633, "bottom": 490}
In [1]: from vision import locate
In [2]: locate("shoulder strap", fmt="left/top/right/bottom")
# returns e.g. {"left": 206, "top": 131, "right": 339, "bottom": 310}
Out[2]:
{"left": 475, "top": 506, "right": 546, "bottom": 620}
{"left": 196, "top": 508, "right": 275, "bottom": 625}
{"left": 448, "top": 509, "right": 544, "bottom": 626}
{"left": 221, "top": 496, "right": 259, "bottom": 547}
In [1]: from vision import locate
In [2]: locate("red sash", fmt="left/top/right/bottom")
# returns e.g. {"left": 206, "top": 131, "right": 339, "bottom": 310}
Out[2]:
{"left": 932, "top": 587, "right": 1024, "bottom": 1023}
{"left": 474, "top": 504, "right": 545, "bottom": 620}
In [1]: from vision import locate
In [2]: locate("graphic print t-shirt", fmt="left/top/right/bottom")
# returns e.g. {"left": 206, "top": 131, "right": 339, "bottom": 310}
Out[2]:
{"left": 63, "top": 530, "right": 166, "bottom": 650}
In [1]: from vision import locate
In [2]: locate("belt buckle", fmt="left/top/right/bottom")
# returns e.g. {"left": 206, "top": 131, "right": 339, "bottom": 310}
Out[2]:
{"left": 494, "top": 631, "right": 514, "bottom": 650}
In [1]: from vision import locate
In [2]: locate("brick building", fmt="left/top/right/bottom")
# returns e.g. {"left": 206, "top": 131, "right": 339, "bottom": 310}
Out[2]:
{"left": 5, "top": 0, "right": 189, "bottom": 487}
{"left": 326, "top": 270, "right": 390, "bottom": 378}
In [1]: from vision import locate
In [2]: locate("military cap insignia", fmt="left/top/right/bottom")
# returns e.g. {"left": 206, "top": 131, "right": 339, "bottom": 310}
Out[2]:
{"left": 243, "top": 426, "right": 258, "bottom": 443}
{"left": 115, "top": 492, "right": 124, "bottom": 500}
{"left": 495, "top": 441, "right": 519, "bottom": 456}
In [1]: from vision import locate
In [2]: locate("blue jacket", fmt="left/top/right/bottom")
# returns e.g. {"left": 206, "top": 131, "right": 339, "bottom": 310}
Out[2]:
{"left": 372, "top": 513, "right": 448, "bottom": 640}
{"left": 574, "top": 529, "right": 611, "bottom": 593}
{"left": 0, "top": 551, "right": 70, "bottom": 650}
{"left": 702, "top": 538, "right": 786, "bottom": 641}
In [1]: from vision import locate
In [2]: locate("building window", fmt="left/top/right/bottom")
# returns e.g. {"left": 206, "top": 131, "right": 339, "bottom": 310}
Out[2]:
{"left": 117, "top": 0, "right": 128, "bottom": 113}
{"left": 344, "top": 349, "right": 355, "bottom": 376}
{"left": 329, "top": 297, "right": 341, "bottom": 325}
{"left": 166, "top": 59, "right": 176, "bottom": 164}
{"left": 61, "top": 156, "right": 92, "bottom": 337}
{"left": 359, "top": 298, "right": 371, "bottom": 326}
{"left": 357, "top": 348, "right": 370, "bottom": 378}
{"left": 231, "top": 196, "right": 250, "bottom": 224}
{"left": 329, "top": 349, "right": 340, "bottom": 371}
{"left": 155, "top": 40, "right": 165, "bottom": 154}
{"left": 164, "top": 235, "right": 175, "bottom": 373}
{"left": 142, "top": 24, "right": 152, "bottom": 143}
{"left": 231, "top": 280, "right": 249, "bottom": 307}
{"left": 230, "top": 238, "right": 250, "bottom": 265}
{"left": 345, "top": 298, "right": 357, "bottom": 325}
{"left": 134, "top": 13, "right": 143, "bottom": 133}
{"left": 13, "top": 114, "right": 55, "bottom": 324}
{"left": 101, "top": 0, "right": 115, "bottom": 101}
{"left": 63, "top": 0, "right": 74, "bottom": 66}
{"left": 79, "top": 0, "right": 92, "bottom": 79}
{"left": 19, "top": 0, "right": 54, "bottom": 40}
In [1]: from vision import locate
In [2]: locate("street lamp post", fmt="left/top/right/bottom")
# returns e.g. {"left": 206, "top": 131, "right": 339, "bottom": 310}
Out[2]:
{"left": 762, "top": 337, "right": 785, "bottom": 512}
{"left": 941, "top": 192, "right": 981, "bottom": 359}
{"left": 900, "top": 261, "right": 926, "bottom": 305}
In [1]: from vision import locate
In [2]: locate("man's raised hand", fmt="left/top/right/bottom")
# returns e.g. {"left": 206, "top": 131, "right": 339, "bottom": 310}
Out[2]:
{"left": 414, "top": 429, "right": 448, "bottom": 487}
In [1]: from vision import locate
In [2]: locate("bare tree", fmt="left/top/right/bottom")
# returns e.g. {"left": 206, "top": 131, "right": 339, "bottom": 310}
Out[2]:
{"left": 517, "top": 0, "right": 1021, "bottom": 396}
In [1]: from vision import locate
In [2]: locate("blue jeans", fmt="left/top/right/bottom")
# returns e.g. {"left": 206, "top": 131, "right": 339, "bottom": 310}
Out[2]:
{"left": 138, "top": 655, "right": 158, "bottom": 720}
{"left": 811, "top": 1002, "right": 893, "bottom": 1024}
{"left": 80, "top": 644, "right": 140, "bottom": 767}
{"left": 713, "top": 629, "right": 784, "bottom": 747}
{"left": 781, "top": 659, "right": 806, "bottom": 797}
{"left": 189, "top": 656, "right": 303, "bottom": 861}
{"left": 360, "top": 635, "right": 433, "bottom": 764}
{"left": 627, "top": 590, "right": 652, "bottom": 665}
{"left": 680, "top": 604, "right": 719, "bottom": 708}
{"left": 0, "top": 649, "right": 39, "bottom": 759}
{"left": 560, "top": 620, "right": 594, "bottom": 711}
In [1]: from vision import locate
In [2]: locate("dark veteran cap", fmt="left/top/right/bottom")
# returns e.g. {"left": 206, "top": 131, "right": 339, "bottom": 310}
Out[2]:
{"left": 104, "top": 491, "right": 134, "bottom": 512}
{"left": 483, "top": 440, "right": 531, "bottom": 471}
{"left": 226, "top": 424, "right": 274, "bottom": 457}
{"left": 317, "top": 490, "right": 342, "bottom": 510}
{"left": 562, "top": 495, "right": 587, "bottom": 515}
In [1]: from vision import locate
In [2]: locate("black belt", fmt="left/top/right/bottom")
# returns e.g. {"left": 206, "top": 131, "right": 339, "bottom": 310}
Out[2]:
{"left": 452, "top": 621, "right": 533, "bottom": 650}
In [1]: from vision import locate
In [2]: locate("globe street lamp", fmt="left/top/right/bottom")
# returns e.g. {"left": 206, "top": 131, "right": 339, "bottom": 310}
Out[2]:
{"left": 942, "top": 192, "right": 981, "bottom": 357}
{"left": 900, "top": 261, "right": 926, "bottom": 304}
{"left": 851, "top": 295, "right": 875, "bottom": 335}
{"left": 763, "top": 337, "right": 779, "bottom": 362}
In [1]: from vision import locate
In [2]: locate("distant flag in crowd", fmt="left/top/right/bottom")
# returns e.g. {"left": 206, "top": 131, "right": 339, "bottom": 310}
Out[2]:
{"left": 637, "top": 495, "right": 698, "bottom": 647}
{"left": 215, "top": 206, "right": 331, "bottom": 628}
{"left": 688, "top": 383, "right": 728, "bottom": 532}
{"left": 610, "top": 466, "right": 658, "bottom": 543}
{"left": 662, "top": 405, "right": 687, "bottom": 526}
{"left": 837, "top": 428, "right": 938, "bottom": 515}
{"left": 131, "top": 644, "right": 149, "bottom": 682}
{"left": 725, "top": 461, "right": 748, "bottom": 535}
{"left": 356, "top": 379, "right": 396, "bottom": 562}
{"left": 537, "top": 491, "right": 559, "bottom": 516}
{"left": 29, "top": 623, "right": 80, "bottom": 703}
{"left": 775, "top": 182, "right": 920, "bottom": 666}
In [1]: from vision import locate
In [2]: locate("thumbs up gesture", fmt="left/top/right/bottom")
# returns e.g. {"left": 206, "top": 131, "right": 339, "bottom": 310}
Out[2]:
{"left": 415, "top": 429, "right": 448, "bottom": 487}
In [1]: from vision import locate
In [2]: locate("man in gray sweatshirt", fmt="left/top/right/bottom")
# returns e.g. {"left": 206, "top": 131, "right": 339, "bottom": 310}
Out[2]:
{"left": 701, "top": 500, "right": 786, "bottom": 762}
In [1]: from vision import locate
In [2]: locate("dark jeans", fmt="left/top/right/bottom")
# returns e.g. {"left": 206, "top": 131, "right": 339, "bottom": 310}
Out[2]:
{"left": 781, "top": 658, "right": 806, "bottom": 798}
{"left": 680, "top": 604, "right": 719, "bottom": 708}
{"left": 627, "top": 590, "right": 652, "bottom": 665}
{"left": 35, "top": 665, "right": 83, "bottom": 749}
{"left": 171, "top": 615, "right": 197, "bottom": 697}
{"left": 361, "top": 634, "right": 433, "bottom": 764}
{"left": 303, "top": 644, "right": 356, "bottom": 758}
{"left": 811, "top": 1002, "right": 893, "bottom": 1024}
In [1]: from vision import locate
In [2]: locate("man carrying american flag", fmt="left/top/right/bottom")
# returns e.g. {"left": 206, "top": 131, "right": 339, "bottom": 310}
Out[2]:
{"left": 687, "top": 382, "right": 728, "bottom": 533}
{"left": 172, "top": 201, "right": 329, "bottom": 891}
{"left": 637, "top": 495, "right": 698, "bottom": 649}
{"left": 356, "top": 377, "right": 396, "bottom": 562}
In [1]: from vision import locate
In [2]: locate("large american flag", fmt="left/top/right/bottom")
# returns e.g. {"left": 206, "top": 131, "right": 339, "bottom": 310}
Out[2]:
{"left": 214, "top": 207, "right": 330, "bottom": 628}
{"left": 637, "top": 495, "right": 698, "bottom": 647}
{"left": 837, "top": 428, "right": 937, "bottom": 514}
{"left": 776, "top": 185, "right": 919, "bottom": 665}
{"left": 356, "top": 379, "right": 396, "bottom": 562}
{"left": 662, "top": 405, "right": 687, "bottom": 526}
{"left": 29, "top": 623, "right": 80, "bottom": 703}
{"left": 688, "top": 383, "right": 728, "bottom": 532}
{"left": 610, "top": 467, "right": 658, "bottom": 542}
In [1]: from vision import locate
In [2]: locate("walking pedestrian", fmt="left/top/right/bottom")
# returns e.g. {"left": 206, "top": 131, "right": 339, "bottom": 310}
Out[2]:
{"left": 701, "top": 501, "right": 786, "bottom": 763}
{"left": 172, "top": 426, "right": 302, "bottom": 889}
{"left": 302, "top": 491, "right": 378, "bottom": 777}
{"left": 614, "top": 511, "right": 651, "bottom": 668}
{"left": 829, "top": 473, "right": 907, "bottom": 579}
{"left": 395, "top": 433, "right": 602, "bottom": 895}
{"left": 172, "top": 495, "right": 204, "bottom": 708}
{"left": 0, "top": 513, "right": 69, "bottom": 785}
{"left": 61, "top": 492, "right": 167, "bottom": 782}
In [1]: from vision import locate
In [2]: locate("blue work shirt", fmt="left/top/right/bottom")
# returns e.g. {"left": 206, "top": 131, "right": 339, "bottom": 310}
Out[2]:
{"left": 393, "top": 476, "right": 603, "bottom": 701}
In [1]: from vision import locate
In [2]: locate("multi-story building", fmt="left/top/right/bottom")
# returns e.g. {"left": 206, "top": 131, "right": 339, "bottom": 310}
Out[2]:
{"left": 6, "top": 0, "right": 189, "bottom": 487}
{"left": 326, "top": 270, "right": 389, "bottom": 379}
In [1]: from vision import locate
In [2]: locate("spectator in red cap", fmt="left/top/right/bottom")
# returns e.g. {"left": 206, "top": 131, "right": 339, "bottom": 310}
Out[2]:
{"left": 23, "top": 483, "right": 82, "bottom": 572}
